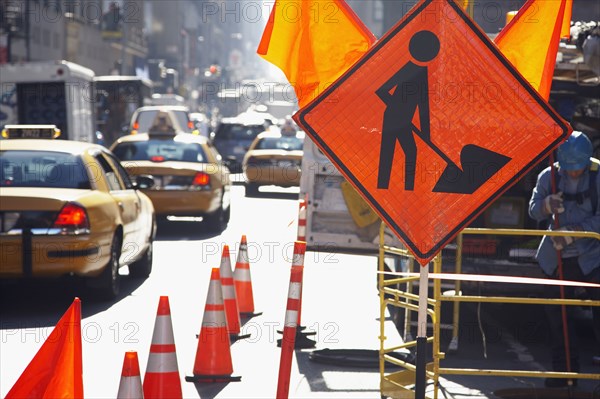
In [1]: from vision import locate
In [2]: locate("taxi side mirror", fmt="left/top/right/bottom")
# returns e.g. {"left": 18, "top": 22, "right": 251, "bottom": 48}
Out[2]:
{"left": 133, "top": 175, "right": 155, "bottom": 190}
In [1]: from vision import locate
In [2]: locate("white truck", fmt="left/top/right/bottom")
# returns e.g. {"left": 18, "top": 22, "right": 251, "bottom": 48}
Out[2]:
{"left": 0, "top": 60, "right": 95, "bottom": 142}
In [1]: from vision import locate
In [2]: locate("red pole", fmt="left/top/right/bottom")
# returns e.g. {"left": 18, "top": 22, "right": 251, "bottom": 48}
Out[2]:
{"left": 276, "top": 252, "right": 305, "bottom": 398}
{"left": 549, "top": 153, "right": 572, "bottom": 377}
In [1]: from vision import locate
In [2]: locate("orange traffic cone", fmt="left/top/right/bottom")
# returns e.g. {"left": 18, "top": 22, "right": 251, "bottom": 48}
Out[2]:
{"left": 234, "top": 235, "right": 262, "bottom": 318}
{"left": 220, "top": 245, "right": 250, "bottom": 341}
{"left": 143, "top": 296, "right": 182, "bottom": 399}
{"left": 186, "top": 268, "right": 241, "bottom": 383}
{"left": 117, "top": 351, "right": 143, "bottom": 399}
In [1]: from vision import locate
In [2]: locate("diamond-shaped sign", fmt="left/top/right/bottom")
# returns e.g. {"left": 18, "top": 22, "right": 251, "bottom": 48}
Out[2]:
{"left": 294, "top": 0, "right": 571, "bottom": 265}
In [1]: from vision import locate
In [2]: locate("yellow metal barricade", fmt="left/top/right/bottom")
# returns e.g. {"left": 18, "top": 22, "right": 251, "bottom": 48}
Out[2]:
{"left": 378, "top": 222, "right": 600, "bottom": 399}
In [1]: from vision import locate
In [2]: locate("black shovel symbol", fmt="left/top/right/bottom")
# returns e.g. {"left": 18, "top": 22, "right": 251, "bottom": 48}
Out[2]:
{"left": 412, "top": 124, "right": 511, "bottom": 194}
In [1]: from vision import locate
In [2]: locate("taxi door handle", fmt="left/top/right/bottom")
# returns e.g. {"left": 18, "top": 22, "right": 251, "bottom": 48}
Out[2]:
{"left": 118, "top": 202, "right": 124, "bottom": 211}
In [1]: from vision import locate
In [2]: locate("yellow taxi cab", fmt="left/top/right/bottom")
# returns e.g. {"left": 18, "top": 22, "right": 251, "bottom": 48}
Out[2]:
{"left": 110, "top": 128, "right": 231, "bottom": 231}
{"left": 0, "top": 125, "right": 156, "bottom": 299}
{"left": 242, "top": 125, "right": 304, "bottom": 196}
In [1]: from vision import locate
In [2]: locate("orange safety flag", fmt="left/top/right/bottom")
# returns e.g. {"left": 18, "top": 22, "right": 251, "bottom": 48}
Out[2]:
{"left": 6, "top": 298, "right": 83, "bottom": 399}
{"left": 495, "top": 0, "right": 568, "bottom": 100}
{"left": 257, "top": 0, "right": 376, "bottom": 108}
{"left": 561, "top": 0, "right": 573, "bottom": 38}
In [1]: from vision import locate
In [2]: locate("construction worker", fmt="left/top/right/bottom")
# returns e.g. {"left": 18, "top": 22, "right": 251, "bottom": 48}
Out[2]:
{"left": 528, "top": 131, "right": 600, "bottom": 387}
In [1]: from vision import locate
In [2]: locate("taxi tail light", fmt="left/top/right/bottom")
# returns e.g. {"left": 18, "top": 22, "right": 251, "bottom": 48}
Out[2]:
{"left": 188, "top": 121, "right": 195, "bottom": 130}
{"left": 52, "top": 203, "right": 90, "bottom": 234}
{"left": 192, "top": 172, "right": 211, "bottom": 187}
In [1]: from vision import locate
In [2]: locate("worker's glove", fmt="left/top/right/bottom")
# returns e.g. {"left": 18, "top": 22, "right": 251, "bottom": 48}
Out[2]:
{"left": 550, "top": 227, "right": 574, "bottom": 251}
{"left": 543, "top": 192, "right": 564, "bottom": 215}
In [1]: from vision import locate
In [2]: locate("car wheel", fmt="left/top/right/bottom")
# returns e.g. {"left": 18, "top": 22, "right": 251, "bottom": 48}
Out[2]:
{"left": 129, "top": 240, "right": 153, "bottom": 278}
{"left": 96, "top": 234, "right": 121, "bottom": 300}
{"left": 245, "top": 182, "right": 259, "bottom": 197}
{"left": 224, "top": 203, "right": 231, "bottom": 223}
{"left": 205, "top": 207, "right": 225, "bottom": 232}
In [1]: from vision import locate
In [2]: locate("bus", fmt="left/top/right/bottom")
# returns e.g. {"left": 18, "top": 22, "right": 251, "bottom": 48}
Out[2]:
{"left": 94, "top": 75, "right": 153, "bottom": 145}
{"left": 0, "top": 60, "right": 95, "bottom": 142}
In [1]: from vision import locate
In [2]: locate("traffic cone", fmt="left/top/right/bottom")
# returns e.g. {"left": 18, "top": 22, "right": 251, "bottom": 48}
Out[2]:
{"left": 143, "top": 296, "right": 182, "bottom": 399}
{"left": 277, "top": 241, "right": 316, "bottom": 349}
{"left": 220, "top": 245, "right": 250, "bottom": 341}
{"left": 234, "top": 235, "right": 262, "bottom": 318}
{"left": 276, "top": 264, "right": 304, "bottom": 399}
{"left": 117, "top": 351, "right": 143, "bottom": 399}
{"left": 186, "top": 268, "right": 241, "bottom": 383}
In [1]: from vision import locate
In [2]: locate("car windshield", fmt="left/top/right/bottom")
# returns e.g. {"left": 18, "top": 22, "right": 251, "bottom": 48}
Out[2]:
{"left": 255, "top": 136, "right": 304, "bottom": 151}
{"left": 113, "top": 140, "right": 208, "bottom": 163}
{"left": 135, "top": 111, "right": 191, "bottom": 133}
{"left": 214, "top": 124, "right": 265, "bottom": 141}
{"left": 0, "top": 151, "right": 90, "bottom": 189}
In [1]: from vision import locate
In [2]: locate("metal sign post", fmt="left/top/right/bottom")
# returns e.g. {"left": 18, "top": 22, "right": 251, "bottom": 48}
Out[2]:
{"left": 415, "top": 263, "right": 429, "bottom": 399}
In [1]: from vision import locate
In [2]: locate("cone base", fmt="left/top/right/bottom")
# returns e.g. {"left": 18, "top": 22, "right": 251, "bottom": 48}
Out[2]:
{"left": 185, "top": 374, "right": 241, "bottom": 383}
{"left": 230, "top": 332, "right": 252, "bottom": 343}
{"left": 240, "top": 311, "right": 263, "bottom": 319}
{"left": 277, "top": 332, "right": 316, "bottom": 349}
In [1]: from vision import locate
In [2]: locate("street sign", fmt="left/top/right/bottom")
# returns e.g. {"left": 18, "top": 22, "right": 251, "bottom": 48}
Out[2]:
{"left": 294, "top": 0, "right": 571, "bottom": 265}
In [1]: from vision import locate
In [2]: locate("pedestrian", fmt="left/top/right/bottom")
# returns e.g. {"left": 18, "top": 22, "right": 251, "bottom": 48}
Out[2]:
{"left": 528, "top": 130, "right": 600, "bottom": 388}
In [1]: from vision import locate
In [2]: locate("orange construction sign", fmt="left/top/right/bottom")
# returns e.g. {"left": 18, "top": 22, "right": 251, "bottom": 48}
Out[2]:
{"left": 294, "top": 0, "right": 571, "bottom": 265}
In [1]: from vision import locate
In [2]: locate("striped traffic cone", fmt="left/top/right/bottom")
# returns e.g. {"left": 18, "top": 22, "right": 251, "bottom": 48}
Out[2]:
{"left": 277, "top": 241, "right": 316, "bottom": 349}
{"left": 143, "top": 296, "right": 182, "bottom": 399}
{"left": 276, "top": 263, "right": 304, "bottom": 399}
{"left": 117, "top": 351, "right": 143, "bottom": 399}
{"left": 234, "top": 235, "right": 262, "bottom": 318}
{"left": 186, "top": 268, "right": 241, "bottom": 383}
{"left": 220, "top": 245, "right": 250, "bottom": 341}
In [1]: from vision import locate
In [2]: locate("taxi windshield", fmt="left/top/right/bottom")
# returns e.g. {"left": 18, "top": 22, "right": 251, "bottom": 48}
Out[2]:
{"left": 113, "top": 140, "right": 208, "bottom": 163}
{"left": 0, "top": 151, "right": 90, "bottom": 189}
{"left": 255, "top": 136, "right": 303, "bottom": 151}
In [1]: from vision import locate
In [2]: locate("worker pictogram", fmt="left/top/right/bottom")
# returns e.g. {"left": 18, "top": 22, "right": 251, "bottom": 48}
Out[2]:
{"left": 377, "top": 29, "right": 511, "bottom": 194}
{"left": 294, "top": 0, "right": 571, "bottom": 265}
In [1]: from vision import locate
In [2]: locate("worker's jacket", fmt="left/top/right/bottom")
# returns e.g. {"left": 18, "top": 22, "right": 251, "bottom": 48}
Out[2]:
{"left": 528, "top": 160, "right": 600, "bottom": 276}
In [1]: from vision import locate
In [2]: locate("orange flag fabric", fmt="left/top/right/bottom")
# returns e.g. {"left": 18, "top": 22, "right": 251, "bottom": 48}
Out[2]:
{"left": 495, "top": 0, "right": 567, "bottom": 100}
{"left": 257, "top": 0, "right": 376, "bottom": 108}
{"left": 561, "top": 0, "right": 573, "bottom": 38}
{"left": 6, "top": 298, "right": 83, "bottom": 399}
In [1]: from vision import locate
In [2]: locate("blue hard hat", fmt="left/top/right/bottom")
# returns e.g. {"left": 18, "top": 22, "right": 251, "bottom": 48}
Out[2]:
{"left": 557, "top": 131, "right": 593, "bottom": 171}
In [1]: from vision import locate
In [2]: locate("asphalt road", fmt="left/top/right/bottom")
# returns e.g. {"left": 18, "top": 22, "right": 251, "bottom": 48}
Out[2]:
{"left": 1, "top": 183, "right": 598, "bottom": 398}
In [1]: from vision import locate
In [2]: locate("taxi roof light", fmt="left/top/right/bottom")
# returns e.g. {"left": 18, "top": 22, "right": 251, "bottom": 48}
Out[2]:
{"left": 2, "top": 125, "right": 61, "bottom": 139}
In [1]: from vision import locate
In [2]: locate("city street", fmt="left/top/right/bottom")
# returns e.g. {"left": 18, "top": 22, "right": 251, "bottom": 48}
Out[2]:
{"left": 1, "top": 184, "right": 598, "bottom": 398}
